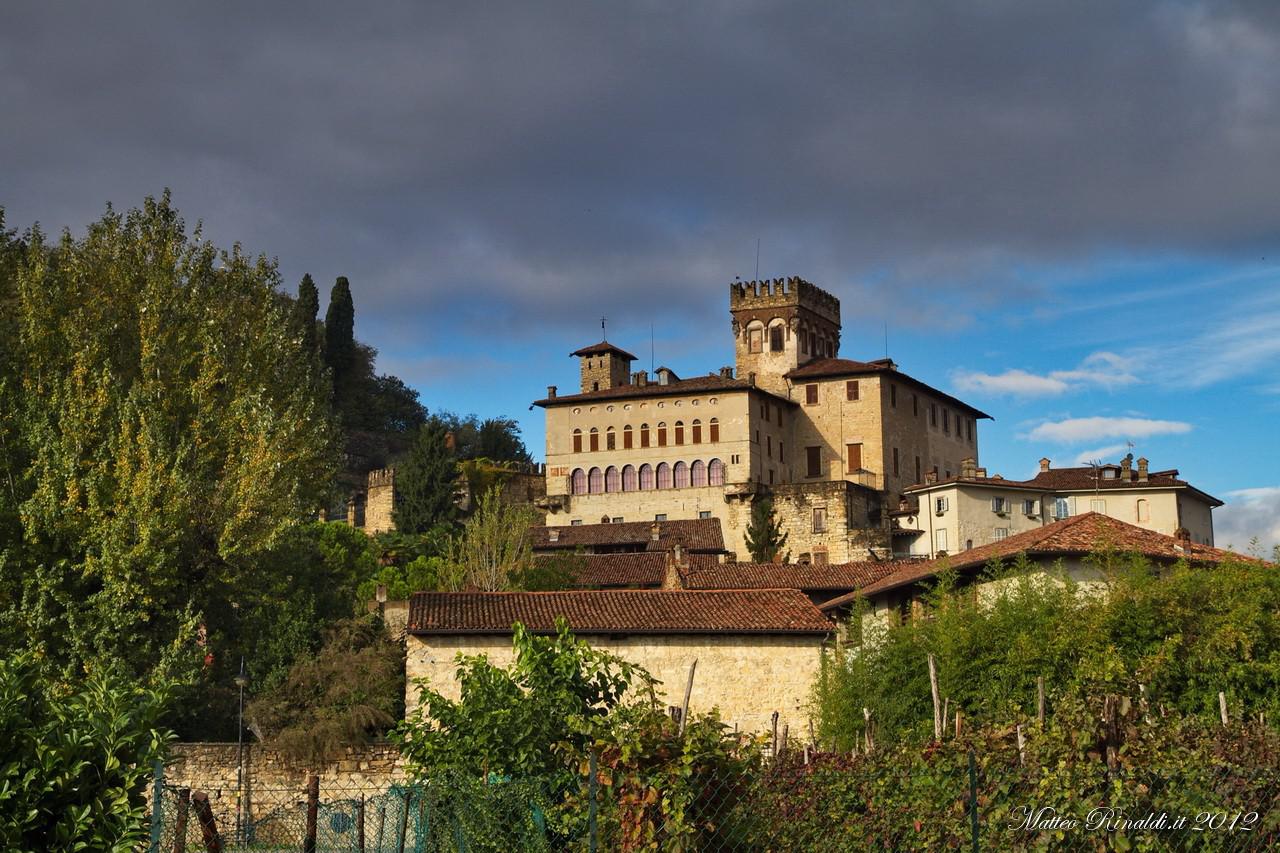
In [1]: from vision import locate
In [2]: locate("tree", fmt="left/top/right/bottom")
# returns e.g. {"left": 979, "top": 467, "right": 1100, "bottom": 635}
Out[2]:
{"left": 393, "top": 418, "right": 458, "bottom": 533}
{"left": 435, "top": 412, "right": 532, "bottom": 463}
{"left": 323, "top": 275, "right": 355, "bottom": 379}
{"left": 744, "top": 496, "right": 789, "bottom": 562}
{"left": 0, "top": 193, "right": 337, "bottom": 692}
{"left": 295, "top": 272, "right": 320, "bottom": 353}
{"left": 446, "top": 487, "right": 539, "bottom": 590}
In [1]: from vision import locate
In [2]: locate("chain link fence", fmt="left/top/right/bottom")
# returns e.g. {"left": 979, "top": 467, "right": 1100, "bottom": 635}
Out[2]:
{"left": 147, "top": 751, "right": 1279, "bottom": 851}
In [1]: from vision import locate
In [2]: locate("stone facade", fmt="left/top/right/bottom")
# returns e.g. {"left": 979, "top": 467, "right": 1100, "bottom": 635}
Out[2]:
{"left": 345, "top": 462, "right": 548, "bottom": 535}
{"left": 406, "top": 632, "right": 825, "bottom": 736}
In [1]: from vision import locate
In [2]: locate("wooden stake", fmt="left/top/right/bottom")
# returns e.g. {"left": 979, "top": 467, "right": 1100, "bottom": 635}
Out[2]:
{"left": 781, "top": 723, "right": 789, "bottom": 757}
{"left": 173, "top": 788, "right": 190, "bottom": 853}
{"left": 679, "top": 658, "right": 698, "bottom": 736}
{"left": 1219, "top": 691, "right": 1229, "bottom": 727}
{"left": 304, "top": 775, "right": 319, "bottom": 853}
{"left": 955, "top": 710, "right": 962, "bottom": 739}
{"left": 356, "top": 794, "right": 365, "bottom": 853}
{"left": 803, "top": 743, "right": 810, "bottom": 765}
{"left": 191, "top": 791, "right": 222, "bottom": 853}
{"left": 808, "top": 717, "right": 816, "bottom": 748}
{"left": 771, "top": 711, "right": 779, "bottom": 758}
{"left": 942, "top": 697, "right": 950, "bottom": 735}
{"left": 1016, "top": 724, "right": 1025, "bottom": 767}
{"left": 928, "top": 653, "right": 942, "bottom": 740}
{"left": 863, "top": 707, "right": 872, "bottom": 752}
{"left": 1037, "top": 677, "right": 1045, "bottom": 727}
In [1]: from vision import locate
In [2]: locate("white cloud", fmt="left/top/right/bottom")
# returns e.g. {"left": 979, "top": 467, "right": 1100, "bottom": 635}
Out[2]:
{"left": 1026, "top": 416, "right": 1193, "bottom": 443}
{"left": 1216, "top": 487, "right": 1280, "bottom": 555}
{"left": 1072, "top": 444, "right": 1131, "bottom": 465}
{"left": 953, "top": 351, "right": 1138, "bottom": 397}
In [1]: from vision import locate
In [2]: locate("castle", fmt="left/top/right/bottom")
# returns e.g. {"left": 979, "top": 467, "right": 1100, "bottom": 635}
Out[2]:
{"left": 533, "top": 277, "right": 991, "bottom": 562}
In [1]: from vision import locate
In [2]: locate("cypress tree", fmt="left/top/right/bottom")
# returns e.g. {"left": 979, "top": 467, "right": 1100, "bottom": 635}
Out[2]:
{"left": 296, "top": 273, "right": 319, "bottom": 353}
{"left": 744, "top": 496, "right": 789, "bottom": 563}
{"left": 393, "top": 419, "right": 458, "bottom": 533}
{"left": 323, "top": 276, "right": 355, "bottom": 379}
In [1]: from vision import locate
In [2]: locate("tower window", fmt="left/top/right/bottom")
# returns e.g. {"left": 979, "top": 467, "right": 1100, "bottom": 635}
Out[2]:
{"left": 890, "top": 384, "right": 897, "bottom": 407}
{"left": 749, "top": 326, "right": 764, "bottom": 353}
{"left": 606, "top": 427, "right": 616, "bottom": 450}
{"left": 770, "top": 324, "right": 785, "bottom": 352}
{"left": 806, "top": 446, "right": 822, "bottom": 478}
{"left": 913, "top": 394, "right": 918, "bottom": 416}
{"left": 846, "top": 380, "right": 859, "bottom": 401}
{"left": 657, "top": 422, "right": 667, "bottom": 446}
{"left": 589, "top": 428, "right": 599, "bottom": 452}
{"left": 572, "top": 429, "right": 583, "bottom": 454}
{"left": 692, "top": 419, "right": 702, "bottom": 444}
{"left": 640, "top": 423, "right": 650, "bottom": 448}
{"left": 623, "top": 425, "right": 633, "bottom": 449}
{"left": 805, "top": 384, "right": 818, "bottom": 405}
{"left": 943, "top": 410, "right": 950, "bottom": 435}
{"left": 812, "top": 506, "right": 827, "bottom": 533}
{"left": 893, "top": 447, "right": 900, "bottom": 477}
{"left": 709, "top": 418, "right": 719, "bottom": 442}
{"left": 674, "top": 421, "right": 685, "bottom": 445}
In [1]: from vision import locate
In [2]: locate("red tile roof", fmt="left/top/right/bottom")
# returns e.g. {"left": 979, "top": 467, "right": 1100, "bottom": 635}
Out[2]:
{"left": 785, "top": 358, "right": 991, "bottom": 419}
{"left": 532, "top": 373, "right": 795, "bottom": 407}
{"left": 544, "top": 552, "right": 669, "bottom": 588}
{"left": 680, "top": 560, "right": 902, "bottom": 592}
{"left": 819, "top": 513, "right": 1262, "bottom": 610}
{"left": 530, "top": 517, "right": 727, "bottom": 553}
{"left": 407, "top": 589, "right": 833, "bottom": 635}
{"left": 904, "top": 464, "right": 1222, "bottom": 506}
{"left": 571, "top": 341, "right": 638, "bottom": 360}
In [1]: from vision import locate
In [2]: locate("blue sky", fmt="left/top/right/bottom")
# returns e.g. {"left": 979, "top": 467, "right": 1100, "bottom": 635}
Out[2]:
{"left": 4, "top": 1, "right": 1280, "bottom": 549}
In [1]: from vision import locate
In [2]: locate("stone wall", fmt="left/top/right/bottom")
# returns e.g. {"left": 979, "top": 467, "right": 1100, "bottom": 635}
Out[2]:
{"left": 160, "top": 742, "right": 406, "bottom": 835}
{"left": 407, "top": 632, "right": 826, "bottom": 737}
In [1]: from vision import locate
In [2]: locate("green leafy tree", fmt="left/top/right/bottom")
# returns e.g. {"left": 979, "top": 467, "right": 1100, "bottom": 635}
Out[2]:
{"left": 0, "top": 652, "right": 173, "bottom": 852}
{"left": 295, "top": 272, "right": 320, "bottom": 353}
{"left": 393, "top": 418, "right": 458, "bottom": 534}
{"left": 447, "top": 487, "right": 539, "bottom": 590}
{"left": 323, "top": 275, "right": 356, "bottom": 381}
{"left": 744, "top": 496, "right": 789, "bottom": 563}
{"left": 436, "top": 412, "right": 532, "bottom": 463}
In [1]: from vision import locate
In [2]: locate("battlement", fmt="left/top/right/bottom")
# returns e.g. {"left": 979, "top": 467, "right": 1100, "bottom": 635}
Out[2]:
{"left": 728, "top": 276, "right": 840, "bottom": 324}
{"left": 367, "top": 467, "right": 396, "bottom": 489}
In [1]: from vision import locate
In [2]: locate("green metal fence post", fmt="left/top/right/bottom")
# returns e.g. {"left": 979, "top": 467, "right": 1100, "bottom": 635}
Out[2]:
{"left": 968, "top": 751, "right": 979, "bottom": 852}
{"left": 149, "top": 759, "right": 164, "bottom": 853}
{"left": 588, "top": 750, "right": 599, "bottom": 853}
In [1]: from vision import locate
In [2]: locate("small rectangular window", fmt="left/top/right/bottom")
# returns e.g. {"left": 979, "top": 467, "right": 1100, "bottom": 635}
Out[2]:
{"left": 770, "top": 324, "right": 785, "bottom": 351}
{"left": 812, "top": 549, "right": 829, "bottom": 566}
{"left": 767, "top": 435, "right": 772, "bottom": 458}
{"left": 590, "top": 431, "right": 599, "bottom": 452}
{"left": 846, "top": 380, "right": 859, "bottom": 401}
{"left": 1054, "top": 498, "right": 1070, "bottom": 519}
{"left": 943, "top": 410, "right": 950, "bottom": 435}
{"left": 935, "top": 497, "right": 949, "bottom": 514}
{"left": 806, "top": 446, "right": 822, "bottom": 478}
{"left": 967, "top": 420, "right": 974, "bottom": 442}
{"left": 890, "top": 384, "right": 897, "bottom": 407}
{"left": 846, "top": 442, "right": 862, "bottom": 473}
{"left": 612, "top": 517, "right": 624, "bottom": 524}
{"left": 571, "top": 519, "right": 583, "bottom": 526}
{"left": 991, "top": 497, "right": 1007, "bottom": 513}
{"left": 1090, "top": 499, "right": 1107, "bottom": 514}
{"left": 1023, "top": 499, "right": 1038, "bottom": 516}
{"left": 805, "top": 384, "right": 818, "bottom": 405}
{"left": 654, "top": 513, "right": 667, "bottom": 522}
{"left": 930, "top": 404, "right": 937, "bottom": 427}
{"left": 812, "top": 506, "right": 827, "bottom": 533}
{"left": 698, "top": 510, "right": 712, "bottom": 519}
{"left": 892, "top": 447, "right": 900, "bottom": 477}
{"left": 623, "top": 429, "right": 633, "bottom": 450}
{"left": 994, "top": 527, "right": 1009, "bottom": 541}
{"left": 913, "top": 394, "right": 918, "bottom": 416}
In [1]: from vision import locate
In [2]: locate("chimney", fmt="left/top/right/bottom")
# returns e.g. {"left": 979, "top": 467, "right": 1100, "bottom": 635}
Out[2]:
{"left": 546, "top": 385, "right": 557, "bottom": 399}
{"left": 925, "top": 470, "right": 938, "bottom": 485}
{"left": 719, "top": 366, "right": 734, "bottom": 379}
{"left": 548, "top": 529, "right": 559, "bottom": 542}
{"left": 673, "top": 543, "right": 685, "bottom": 565}
{"left": 1039, "top": 457, "right": 1051, "bottom": 473}
{"left": 662, "top": 550, "right": 685, "bottom": 589}
{"left": 960, "top": 457, "right": 976, "bottom": 479}
{"left": 650, "top": 522, "right": 661, "bottom": 542}
{"left": 1137, "top": 457, "right": 1149, "bottom": 482}
{"left": 636, "top": 371, "right": 648, "bottom": 386}
{"left": 1175, "top": 527, "right": 1191, "bottom": 545}
{"left": 975, "top": 467, "right": 987, "bottom": 478}
{"left": 1121, "top": 453, "right": 1133, "bottom": 479}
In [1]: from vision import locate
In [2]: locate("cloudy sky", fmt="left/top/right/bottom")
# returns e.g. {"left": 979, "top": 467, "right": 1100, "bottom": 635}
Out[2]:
{"left": 4, "top": 1, "right": 1279, "bottom": 550}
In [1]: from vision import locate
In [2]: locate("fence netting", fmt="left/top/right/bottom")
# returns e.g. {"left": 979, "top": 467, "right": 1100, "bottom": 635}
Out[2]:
{"left": 148, "top": 754, "right": 1280, "bottom": 851}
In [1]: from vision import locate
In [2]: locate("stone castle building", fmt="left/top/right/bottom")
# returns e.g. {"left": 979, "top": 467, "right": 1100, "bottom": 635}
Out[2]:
{"left": 534, "top": 277, "right": 991, "bottom": 563}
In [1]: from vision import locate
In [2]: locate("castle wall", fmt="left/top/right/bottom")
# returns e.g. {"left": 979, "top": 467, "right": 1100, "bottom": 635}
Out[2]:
{"left": 364, "top": 468, "right": 396, "bottom": 534}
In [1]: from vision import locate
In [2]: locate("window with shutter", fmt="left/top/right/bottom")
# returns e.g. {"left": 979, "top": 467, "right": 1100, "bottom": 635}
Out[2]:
{"left": 846, "top": 380, "right": 859, "bottom": 401}
{"left": 805, "top": 384, "right": 818, "bottom": 405}
{"left": 806, "top": 446, "right": 822, "bottom": 478}
{"left": 846, "top": 443, "right": 862, "bottom": 473}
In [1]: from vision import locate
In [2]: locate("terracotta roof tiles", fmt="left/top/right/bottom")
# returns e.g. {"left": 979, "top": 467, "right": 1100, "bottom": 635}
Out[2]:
{"left": 680, "top": 560, "right": 902, "bottom": 592}
{"left": 530, "top": 517, "right": 727, "bottom": 553}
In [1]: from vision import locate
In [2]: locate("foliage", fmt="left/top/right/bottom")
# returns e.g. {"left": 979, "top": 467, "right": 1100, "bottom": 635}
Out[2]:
{"left": 514, "top": 550, "right": 587, "bottom": 592}
{"left": 0, "top": 193, "right": 337, "bottom": 690}
{"left": 323, "top": 275, "right": 356, "bottom": 393}
{"left": 446, "top": 486, "right": 539, "bottom": 590}
{"left": 358, "top": 555, "right": 448, "bottom": 602}
{"left": 295, "top": 272, "right": 320, "bottom": 354}
{"left": 0, "top": 652, "right": 173, "bottom": 852}
{"left": 246, "top": 615, "right": 404, "bottom": 766}
{"left": 397, "top": 619, "right": 654, "bottom": 779}
{"left": 436, "top": 411, "right": 532, "bottom": 463}
{"left": 814, "top": 552, "right": 1280, "bottom": 749}
{"left": 744, "top": 496, "right": 789, "bottom": 563}
{"left": 393, "top": 418, "right": 459, "bottom": 534}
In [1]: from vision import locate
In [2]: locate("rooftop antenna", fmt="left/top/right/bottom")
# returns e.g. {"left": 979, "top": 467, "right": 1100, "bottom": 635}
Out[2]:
{"left": 650, "top": 322, "right": 655, "bottom": 372}
{"left": 755, "top": 238, "right": 760, "bottom": 281}
{"left": 601, "top": 316, "right": 607, "bottom": 342}
{"left": 884, "top": 321, "right": 889, "bottom": 359}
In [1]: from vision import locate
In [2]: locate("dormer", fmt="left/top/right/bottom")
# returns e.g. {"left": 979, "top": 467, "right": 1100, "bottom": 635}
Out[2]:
{"left": 571, "top": 341, "right": 637, "bottom": 393}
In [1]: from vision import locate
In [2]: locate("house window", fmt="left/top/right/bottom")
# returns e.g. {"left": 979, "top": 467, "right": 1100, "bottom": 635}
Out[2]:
{"left": 1136, "top": 499, "right": 1150, "bottom": 522}
{"left": 691, "top": 459, "right": 707, "bottom": 486}
{"left": 930, "top": 404, "right": 937, "bottom": 427}
{"left": 767, "top": 435, "right": 772, "bottom": 457}
{"left": 588, "top": 467, "right": 603, "bottom": 493}
{"left": 846, "top": 443, "right": 862, "bottom": 473}
{"left": 692, "top": 420, "right": 702, "bottom": 444}
{"left": 623, "top": 425, "right": 633, "bottom": 449}
{"left": 846, "top": 380, "right": 859, "bottom": 401}
{"left": 890, "top": 384, "right": 897, "bottom": 407}
{"left": 570, "top": 468, "right": 586, "bottom": 495}
{"left": 699, "top": 510, "right": 712, "bottom": 519}
{"left": 806, "top": 446, "right": 822, "bottom": 478}
{"left": 612, "top": 517, "right": 624, "bottom": 524}
{"left": 606, "top": 427, "right": 616, "bottom": 451}
{"left": 943, "top": 410, "right": 950, "bottom": 435}
{"left": 913, "top": 394, "right": 918, "bottom": 416}
{"left": 770, "top": 324, "right": 785, "bottom": 352}
{"left": 994, "top": 527, "right": 1009, "bottom": 541}
{"left": 915, "top": 456, "right": 921, "bottom": 484}
{"left": 812, "top": 506, "right": 827, "bottom": 533}
{"left": 640, "top": 423, "right": 650, "bottom": 448}
{"left": 805, "top": 384, "right": 818, "bottom": 405}
{"left": 674, "top": 421, "right": 684, "bottom": 445}
{"left": 991, "top": 497, "right": 1007, "bottom": 514}
{"left": 639, "top": 463, "right": 655, "bottom": 490}
{"left": 1053, "top": 498, "right": 1070, "bottom": 519}
{"left": 779, "top": 443, "right": 785, "bottom": 463}
{"left": 708, "top": 458, "right": 726, "bottom": 485}
{"left": 1023, "top": 499, "right": 1038, "bottom": 516}
{"left": 768, "top": 468, "right": 775, "bottom": 484}
{"left": 622, "top": 465, "right": 638, "bottom": 491}
{"left": 589, "top": 428, "right": 599, "bottom": 452}
{"left": 657, "top": 423, "right": 667, "bottom": 446}
{"left": 603, "top": 467, "right": 620, "bottom": 491}
{"left": 572, "top": 429, "right": 583, "bottom": 453}
{"left": 934, "top": 497, "right": 949, "bottom": 513}
{"left": 709, "top": 418, "right": 719, "bottom": 442}
{"left": 571, "top": 519, "right": 583, "bottom": 526}
{"left": 654, "top": 513, "right": 667, "bottom": 522}
{"left": 967, "top": 420, "right": 974, "bottom": 442}
{"left": 674, "top": 461, "right": 690, "bottom": 488}
{"left": 812, "top": 549, "right": 830, "bottom": 566}
{"left": 592, "top": 381, "right": 599, "bottom": 391}
{"left": 656, "top": 462, "right": 673, "bottom": 489}
{"left": 1090, "top": 499, "right": 1106, "bottom": 514}
{"left": 892, "top": 447, "right": 900, "bottom": 477}
{"left": 809, "top": 332, "right": 817, "bottom": 354}
{"left": 749, "top": 326, "right": 764, "bottom": 353}
{"left": 935, "top": 528, "right": 948, "bottom": 553}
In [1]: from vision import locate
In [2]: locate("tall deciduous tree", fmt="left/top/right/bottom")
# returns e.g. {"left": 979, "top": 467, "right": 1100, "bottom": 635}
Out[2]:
{"left": 0, "top": 192, "right": 338, "bottom": 682}
{"left": 744, "top": 497, "right": 789, "bottom": 563}
{"left": 447, "top": 487, "right": 538, "bottom": 591}
{"left": 296, "top": 272, "right": 320, "bottom": 354}
{"left": 393, "top": 418, "right": 458, "bottom": 534}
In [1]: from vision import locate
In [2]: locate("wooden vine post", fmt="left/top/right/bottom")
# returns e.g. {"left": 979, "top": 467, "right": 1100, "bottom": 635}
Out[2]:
{"left": 928, "top": 653, "right": 942, "bottom": 740}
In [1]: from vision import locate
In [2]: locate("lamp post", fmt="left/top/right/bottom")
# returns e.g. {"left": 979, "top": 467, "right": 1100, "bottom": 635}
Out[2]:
{"left": 234, "top": 658, "right": 250, "bottom": 844}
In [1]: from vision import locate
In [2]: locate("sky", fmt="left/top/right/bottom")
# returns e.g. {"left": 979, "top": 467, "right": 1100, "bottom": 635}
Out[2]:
{"left": 3, "top": 1, "right": 1279, "bottom": 551}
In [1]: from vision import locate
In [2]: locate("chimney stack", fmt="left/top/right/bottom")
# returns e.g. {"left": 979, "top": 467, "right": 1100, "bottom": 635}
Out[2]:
{"left": 1137, "top": 457, "right": 1149, "bottom": 482}
{"left": 1121, "top": 453, "right": 1133, "bottom": 479}
{"left": 925, "top": 470, "right": 938, "bottom": 485}
{"left": 650, "top": 522, "right": 661, "bottom": 542}
{"left": 636, "top": 371, "right": 648, "bottom": 386}
{"left": 546, "top": 385, "right": 557, "bottom": 399}
{"left": 960, "top": 457, "right": 976, "bottom": 479}
{"left": 975, "top": 467, "right": 988, "bottom": 478}
{"left": 1039, "top": 457, "right": 1051, "bottom": 473}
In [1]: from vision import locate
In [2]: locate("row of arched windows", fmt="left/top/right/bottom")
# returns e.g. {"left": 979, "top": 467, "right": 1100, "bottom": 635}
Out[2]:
{"left": 570, "top": 459, "right": 726, "bottom": 494}
{"left": 572, "top": 419, "right": 719, "bottom": 453}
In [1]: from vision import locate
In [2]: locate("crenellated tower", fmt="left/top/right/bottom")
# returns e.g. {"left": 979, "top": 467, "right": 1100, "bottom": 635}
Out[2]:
{"left": 729, "top": 277, "right": 841, "bottom": 394}
{"left": 571, "top": 341, "right": 637, "bottom": 393}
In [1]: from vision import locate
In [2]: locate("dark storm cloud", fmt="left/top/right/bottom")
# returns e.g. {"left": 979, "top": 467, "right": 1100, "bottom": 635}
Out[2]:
{"left": 4, "top": 1, "right": 1280, "bottom": 342}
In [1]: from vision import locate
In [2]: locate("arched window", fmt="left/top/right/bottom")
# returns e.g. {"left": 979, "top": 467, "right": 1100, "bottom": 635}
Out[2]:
{"left": 606, "top": 427, "right": 616, "bottom": 451}
{"left": 1136, "top": 499, "right": 1149, "bottom": 522}
{"left": 640, "top": 423, "right": 650, "bottom": 448}
{"left": 674, "top": 421, "right": 685, "bottom": 445}
{"left": 674, "top": 461, "right": 690, "bottom": 488}
{"left": 622, "top": 464, "right": 638, "bottom": 491}
{"left": 748, "top": 321, "right": 765, "bottom": 353}
{"left": 657, "top": 422, "right": 668, "bottom": 447}
{"left": 571, "top": 468, "right": 586, "bottom": 495}
{"left": 605, "top": 465, "right": 621, "bottom": 492}
{"left": 692, "top": 419, "right": 702, "bottom": 444}
{"left": 588, "top": 467, "right": 603, "bottom": 494}
{"left": 690, "top": 459, "right": 707, "bottom": 487}
{"left": 623, "top": 424, "right": 633, "bottom": 449}
{"left": 572, "top": 429, "right": 583, "bottom": 453}
{"left": 770, "top": 322, "right": 785, "bottom": 352}
{"left": 709, "top": 418, "right": 719, "bottom": 443}
{"left": 639, "top": 463, "right": 655, "bottom": 490}
{"left": 708, "top": 458, "right": 725, "bottom": 486}
{"left": 656, "top": 462, "right": 673, "bottom": 489}
{"left": 589, "top": 427, "right": 599, "bottom": 452}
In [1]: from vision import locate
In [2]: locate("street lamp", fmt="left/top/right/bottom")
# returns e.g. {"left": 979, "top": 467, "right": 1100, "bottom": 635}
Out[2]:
{"left": 234, "top": 658, "right": 250, "bottom": 844}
